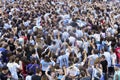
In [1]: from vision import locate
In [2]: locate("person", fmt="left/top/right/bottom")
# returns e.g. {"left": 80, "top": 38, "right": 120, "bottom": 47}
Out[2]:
{"left": 31, "top": 68, "right": 42, "bottom": 80}
{"left": 40, "top": 55, "right": 54, "bottom": 75}
{"left": 78, "top": 69, "right": 91, "bottom": 80}
{"left": 7, "top": 55, "right": 22, "bottom": 80}
{"left": 113, "top": 67, "right": 120, "bottom": 80}
{"left": 100, "top": 55, "right": 108, "bottom": 80}
{"left": 0, "top": 0, "right": 119, "bottom": 80}
{"left": 103, "top": 47, "right": 112, "bottom": 75}
{"left": 0, "top": 43, "right": 9, "bottom": 63}
{"left": 45, "top": 65, "right": 57, "bottom": 80}
{"left": 92, "top": 58, "right": 103, "bottom": 80}
{"left": 25, "top": 71, "right": 33, "bottom": 80}
{"left": 88, "top": 49, "right": 99, "bottom": 66}
{"left": 110, "top": 48, "right": 116, "bottom": 75}
{"left": 115, "top": 43, "right": 120, "bottom": 64}
{"left": 26, "top": 58, "right": 40, "bottom": 74}
{"left": 0, "top": 65, "right": 11, "bottom": 80}
{"left": 56, "top": 50, "right": 69, "bottom": 68}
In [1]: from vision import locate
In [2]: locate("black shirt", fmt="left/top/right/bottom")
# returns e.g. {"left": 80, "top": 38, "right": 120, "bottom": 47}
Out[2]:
{"left": 0, "top": 72, "right": 11, "bottom": 80}
{"left": 8, "top": 41, "right": 15, "bottom": 51}
{"left": 32, "top": 75, "right": 41, "bottom": 80}
{"left": 100, "top": 60, "right": 108, "bottom": 73}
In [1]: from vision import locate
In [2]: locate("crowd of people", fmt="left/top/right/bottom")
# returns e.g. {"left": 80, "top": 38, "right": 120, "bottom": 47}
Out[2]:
{"left": 0, "top": 0, "right": 120, "bottom": 80}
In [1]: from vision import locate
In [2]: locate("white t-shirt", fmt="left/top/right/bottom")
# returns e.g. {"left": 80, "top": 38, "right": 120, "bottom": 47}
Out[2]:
{"left": 4, "top": 23, "right": 12, "bottom": 30}
{"left": 68, "top": 36, "right": 76, "bottom": 46}
{"left": 76, "top": 40, "right": 83, "bottom": 48}
{"left": 53, "top": 29, "right": 58, "bottom": 37}
{"left": 26, "top": 75, "right": 32, "bottom": 80}
{"left": 94, "top": 34, "right": 100, "bottom": 42}
{"left": 67, "top": 66, "right": 79, "bottom": 77}
{"left": 7, "top": 62, "right": 20, "bottom": 80}
{"left": 75, "top": 30, "right": 83, "bottom": 38}
{"left": 111, "top": 53, "right": 116, "bottom": 66}
{"left": 62, "top": 32, "right": 69, "bottom": 41}
{"left": 103, "top": 52, "right": 112, "bottom": 67}
{"left": 92, "top": 67, "right": 101, "bottom": 79}
{"left": 88, "top": 54, "right": 99, "bottom": 66}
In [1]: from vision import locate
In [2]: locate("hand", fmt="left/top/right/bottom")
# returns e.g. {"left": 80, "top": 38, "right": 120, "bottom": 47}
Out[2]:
{"left": 48, "top": 64, "right": 52, "bottom": 68}
{"left": 63, "top": 66, "right": 66, "bottom": 69}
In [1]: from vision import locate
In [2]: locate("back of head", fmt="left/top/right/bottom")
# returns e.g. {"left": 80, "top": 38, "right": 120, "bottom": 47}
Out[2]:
{"left": 41, "top": 75, "right": 48, "bottom": 80}
{"left": 101, "top": 55, "right": 105, "bottom": 59}
{"left": 9, "top": 55, "right": 15, "bottom": 63}
{"left": 81, "top": 71, "right": 86, "bottom": 77}
{"left": 36, "top": 68, "right": 42, "bottom": 74}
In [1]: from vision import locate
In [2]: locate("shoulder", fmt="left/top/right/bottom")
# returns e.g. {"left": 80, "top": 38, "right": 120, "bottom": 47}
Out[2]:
{"left": 40, "top": 59, "right": 44, "bottom": 63}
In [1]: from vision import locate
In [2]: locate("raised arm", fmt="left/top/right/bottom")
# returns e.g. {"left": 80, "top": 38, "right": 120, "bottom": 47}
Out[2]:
{"left": 61, "top": 66, "right": 68, "bottom": 80}
{"left": 45, "top": 65, "right": 51, "bottom": 79}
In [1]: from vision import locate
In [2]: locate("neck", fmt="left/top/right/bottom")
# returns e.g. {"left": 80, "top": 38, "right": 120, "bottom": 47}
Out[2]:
{"left": 36, "top": 73, "right": 41, "bottom": 76}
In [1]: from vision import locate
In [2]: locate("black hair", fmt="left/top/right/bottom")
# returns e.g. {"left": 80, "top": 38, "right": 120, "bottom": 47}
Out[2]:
{"left": 101, "top": 55, "right": 105, "bottom": 59}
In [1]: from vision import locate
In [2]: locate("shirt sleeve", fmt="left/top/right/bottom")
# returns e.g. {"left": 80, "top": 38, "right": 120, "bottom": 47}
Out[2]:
{"left": 15, "top": 63, "right": 20, "bottom": 69}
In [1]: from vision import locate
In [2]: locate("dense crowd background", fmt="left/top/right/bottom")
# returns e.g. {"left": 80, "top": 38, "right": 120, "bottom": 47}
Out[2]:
{"left": 0, "top": 0, "right": 120, "bottom": 80}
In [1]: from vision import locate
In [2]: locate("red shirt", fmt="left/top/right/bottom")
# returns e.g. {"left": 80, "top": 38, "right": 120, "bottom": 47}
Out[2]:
{"left": 115, "top": 47, "right": 120, "bottom": 58}
{"left": 21, "top": 36, "right": 28, "bottom": 43}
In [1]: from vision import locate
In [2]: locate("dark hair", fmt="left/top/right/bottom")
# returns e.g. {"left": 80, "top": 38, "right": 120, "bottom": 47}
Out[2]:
{"left": 53, "top": 41, "right": 56, "bottom": 45}
{"left": 81, "top": 71, "right": 86, "bottom": 77}
{"left": 31, "top": 49, "right": 36, "bottom": 54}
{"left": 44, "top": 55, "right": 50, "bottom": 62}
{"left": 101, "top": 55, "right": 105, "bottom": 59}
{"left": 9, "top": 55, "right": 15, "bottom": 62}
{"left": 17, "top": 48, "right": 22, "bottom": 52}
{"left": 36, "top": 68, "right": 42, "bottom": 74}
{"left": 2, "top": 66, "right": 8, "bottom": 70}
{"left": 94, "top": 49, "right": 99, "bottom": 54}
{"left": 104, "top": 47, "right": 108, "bottom": 51}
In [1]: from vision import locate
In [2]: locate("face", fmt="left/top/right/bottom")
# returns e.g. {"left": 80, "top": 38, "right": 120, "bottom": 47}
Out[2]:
{"left": 4, "top": 69, "right": 8, "bottom": 74}
{"left": 39, "top": 71, "right": 42, "bottom": 76}
{"left": 51, "top": 72, "right": 56, "bottom": 78}
{"left": 59, "top": 69, "right": 63, "bottom": 75}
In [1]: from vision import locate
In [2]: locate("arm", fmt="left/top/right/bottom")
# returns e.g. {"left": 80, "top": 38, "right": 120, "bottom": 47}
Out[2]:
{"left": 61, "top": 66, "right": 68, "bottom": 80}
{"left": 86, "top": 69, "right": 90, "bottom": 77}
{"left": 57, "top": 31, "right": 61, "bottom": 40}
{"left": 82, "top": 50, "right": 87, "bottom": 64}
{"left": 96, "top": 66, "right": 102, "bottom": 76}
{"left": 45, "top": 66, "right": 51, "bottom": 79}
{"left": 15, "top": 61, "right": 23, "bottom": 70}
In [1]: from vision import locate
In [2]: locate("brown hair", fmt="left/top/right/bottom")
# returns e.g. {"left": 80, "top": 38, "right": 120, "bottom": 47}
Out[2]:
{"left": 9, "top": 55, "right": 15, "bottom": 63}
{"left": 41, "top": 75, "right": 48, "bottom": 80}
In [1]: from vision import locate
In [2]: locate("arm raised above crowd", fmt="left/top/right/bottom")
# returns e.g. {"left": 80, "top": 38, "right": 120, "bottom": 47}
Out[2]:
{"left": 61, "top": 66, "right": 68, "bottom": 80}
{"left": 45, "top": 65, "right": 52, "bottom": 79}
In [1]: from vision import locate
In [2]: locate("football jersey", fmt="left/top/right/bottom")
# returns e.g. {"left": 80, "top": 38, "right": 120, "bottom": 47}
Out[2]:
{"left": 57, "top": 54, "right": 69, "bottom": 68}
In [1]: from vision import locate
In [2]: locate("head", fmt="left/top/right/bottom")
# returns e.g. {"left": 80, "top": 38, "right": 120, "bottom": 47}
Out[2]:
{"left": 101, "top": 55, "right": 106, "bottom": 61}
{"left": 36, "top": 68, "right": 42, "bottom": 76}
{"left": 44, "top": 55, "right": 50, "bottom": 62}
{"left": 2, "top": 66, "right": 9, "bottom": 74}
{"left": 9, "top": 55, "right": 15, "bottom": 63}
{"left": 80, "top": 70, "right": 86, "bottom": 77}
{"left": 51, "top": 71, "right": 56, "bottom": 78}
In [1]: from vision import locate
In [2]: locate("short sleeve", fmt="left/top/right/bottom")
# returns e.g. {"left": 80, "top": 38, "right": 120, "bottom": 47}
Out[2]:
{"left": 15, "top": 63, "right": 20, "bottom": 69}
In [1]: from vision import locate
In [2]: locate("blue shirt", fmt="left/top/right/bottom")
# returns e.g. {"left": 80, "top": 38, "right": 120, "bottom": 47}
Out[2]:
{"left": 0, "top": 48, "right": 8, "bottom": 63}
{"left": 27, "top": 63, "right": 40, "bottom": 74}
